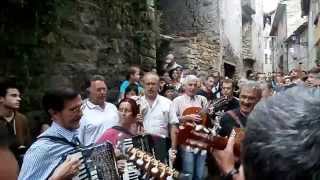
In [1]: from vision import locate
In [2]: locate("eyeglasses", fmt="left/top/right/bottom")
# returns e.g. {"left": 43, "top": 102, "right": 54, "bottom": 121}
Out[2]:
{"left": 69, "top": 104, "right": 84, "bottom": 113}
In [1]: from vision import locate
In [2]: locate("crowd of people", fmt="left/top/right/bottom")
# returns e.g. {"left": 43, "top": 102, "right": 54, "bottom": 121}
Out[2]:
{"left": 0, "top": 53, "right": 320, "bottom": 180}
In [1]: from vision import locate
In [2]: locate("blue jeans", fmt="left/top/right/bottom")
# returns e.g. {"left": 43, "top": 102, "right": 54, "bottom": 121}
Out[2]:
{"left": 180, "top": 148, "right": 207, "bottom": 180}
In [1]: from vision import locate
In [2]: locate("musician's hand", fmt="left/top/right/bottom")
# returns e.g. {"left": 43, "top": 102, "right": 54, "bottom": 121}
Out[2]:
{"left": 181, "top": 114, "right": 202, "bottom": 123}
{"left": 168, "top": 148, "right": 177, "bottom": 164}
{"left": 114, "top": 148, "right": 122, "bottom": 158}
{"left": 211, "top": 131, "right": 236, "bottom": 175}
{"left": 117, "top": 159, "right": 127, "bottom": 174}
{"left": 49, "top": 156, "right": 81, "bottom": 180}
{"left": 136, "top": 113, "right": 143, "bottom": 124}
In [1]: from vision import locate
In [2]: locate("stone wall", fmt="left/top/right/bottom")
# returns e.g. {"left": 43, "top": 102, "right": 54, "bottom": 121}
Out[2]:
{"left": 0, "top": 0, "right": 157, "bottom": 102}
{"left": 159, "top": 0, "right": 221, "bottom": 73}
{"left": 159, "top": 0, "right": 220, "bottom": 36}
{"left": 0, "top": 0, "right": 158, "bottom": 137}
{"left": 169, "top": 34, "right": 221, "bottom": 73}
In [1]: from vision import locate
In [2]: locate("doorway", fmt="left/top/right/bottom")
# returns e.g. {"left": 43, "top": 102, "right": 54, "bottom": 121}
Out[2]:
{"left": 224, "top": 63, "right": 235, "bottom": 79}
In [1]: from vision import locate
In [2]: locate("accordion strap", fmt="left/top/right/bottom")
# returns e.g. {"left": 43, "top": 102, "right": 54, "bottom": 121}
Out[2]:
{"left": 111, "top": 126, "right": 134, "bottom": 136}
{"left": 38, "top": 135, "right": 79, "bottom": 148}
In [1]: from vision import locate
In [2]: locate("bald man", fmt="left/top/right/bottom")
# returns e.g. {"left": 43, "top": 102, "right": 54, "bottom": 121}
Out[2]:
{"left": 140, "top": 72, "right": 179, "bottom": 163}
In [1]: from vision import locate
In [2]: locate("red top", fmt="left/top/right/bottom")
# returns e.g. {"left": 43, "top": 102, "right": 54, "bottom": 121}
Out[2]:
{"left": 96, "top": 126, "right": 134, "bottom": 146}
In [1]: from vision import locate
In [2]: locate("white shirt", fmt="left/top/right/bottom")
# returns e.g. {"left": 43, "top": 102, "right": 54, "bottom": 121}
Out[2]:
{"left": 78, "top": 99, "right": 119, "bottom": 146}
{"left": 140, "top": 95, "right": 179, "bottom": 138}
{"left": 172, "top": 94, "right": 208, "bottom": 118}
{"left": 212, "top": 83, "right": 221, "bottom": 98}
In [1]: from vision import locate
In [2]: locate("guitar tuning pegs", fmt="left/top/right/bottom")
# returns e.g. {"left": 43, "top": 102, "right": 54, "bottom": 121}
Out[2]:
{"left": 136, "top": 158, "right": 144, "bottom": 166}
{"left": 144, "top": 155, "right": 152, "bottom": 170}
{"left": 159, "top": 164, "right": 167, "bottom": 179}
{"left": 203, "top": 127, "right": 210, "bottom": 134}
{"left": 195, "top": 124, "right": 202, "bottom": 131}
{"left": 129, "top": 150, "right": 137, "bottom": 161}
{"left": 151, "top": 166, "right": 159, "bottom": 175}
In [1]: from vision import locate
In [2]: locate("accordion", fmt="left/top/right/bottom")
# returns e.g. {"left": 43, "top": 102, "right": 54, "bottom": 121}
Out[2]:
{"left": 119, "top": 134, "right": 155, "bottom": 155}
{"left": 62, "top": 142, "right": 120, "bottom": 180}
{"left": 117, "top": 134, "right": 155, "bottom": 180}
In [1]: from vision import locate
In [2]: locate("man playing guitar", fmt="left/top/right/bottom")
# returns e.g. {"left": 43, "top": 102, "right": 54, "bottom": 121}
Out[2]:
{"left": 172, "top": 75, "right": 208, "bottom": 180}
{"left": 219, "top": 80, "right": 262, "bottom": 137}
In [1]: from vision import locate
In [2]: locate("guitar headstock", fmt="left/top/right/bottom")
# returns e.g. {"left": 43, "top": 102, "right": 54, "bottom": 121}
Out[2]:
{"left": 177, "top": 123, "right": 244, "bottom": 156}
{"left": 128, "top": 148, "right": 179, "bottom": 179}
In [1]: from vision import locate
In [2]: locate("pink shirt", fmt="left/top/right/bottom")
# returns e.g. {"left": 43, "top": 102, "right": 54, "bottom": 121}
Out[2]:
{"left": 96, "top": 126, "right": 134, "bottom": 146}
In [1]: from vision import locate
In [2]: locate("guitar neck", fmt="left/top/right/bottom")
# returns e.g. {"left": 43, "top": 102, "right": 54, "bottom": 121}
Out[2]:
{"left": 177, "top": 124, "right": 243, "bottom": 156}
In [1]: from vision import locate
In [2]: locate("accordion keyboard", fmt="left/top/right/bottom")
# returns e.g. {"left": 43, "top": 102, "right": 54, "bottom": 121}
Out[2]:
{"left": 118, "top": 134, "right": 155, "bottom": 180}
{"left": 64, "top": 142, "right": 120, "bottom": 180}
{"left": 122, "top": 161, "right": 140, "bottom": 180}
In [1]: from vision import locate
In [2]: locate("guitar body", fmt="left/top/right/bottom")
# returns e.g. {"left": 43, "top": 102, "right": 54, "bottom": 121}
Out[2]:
{"left": 182, "top": 106, "right": 209, "bottom": 126}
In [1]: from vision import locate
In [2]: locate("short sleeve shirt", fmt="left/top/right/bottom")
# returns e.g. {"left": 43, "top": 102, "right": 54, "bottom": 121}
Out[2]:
{"left": 78, "top": 99, "right": 119, "bottom": 146}
{"left": 140, "top": 95, "right": 179, "bottom": 137}
{"left": 171, "top": 94, "right": 208, "bottom": 119}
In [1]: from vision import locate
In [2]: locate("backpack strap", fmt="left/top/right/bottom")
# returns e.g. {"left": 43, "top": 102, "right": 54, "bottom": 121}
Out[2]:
{"left": 226, "top": 110, "right": 244, "bottom": 128}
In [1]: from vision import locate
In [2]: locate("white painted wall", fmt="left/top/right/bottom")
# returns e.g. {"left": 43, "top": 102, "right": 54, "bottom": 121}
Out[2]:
{"left": 307, "top": 0, "right": 320, "bottom": 69}
{"left": 263, "top": 24, "right": 273, "bottom": 73}
{"left": 286, "top": 0, "right": 308, "bottom": 39}
{"left": 251, "top": 0, "right": 264, "bottom": 72}
{"left": 221, "top": 0, "right": 242, "bottom": 58}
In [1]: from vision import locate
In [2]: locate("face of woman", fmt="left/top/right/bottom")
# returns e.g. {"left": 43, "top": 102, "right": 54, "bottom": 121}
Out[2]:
{"left": 118, "top": 102, "right": 135, "bottom": 124}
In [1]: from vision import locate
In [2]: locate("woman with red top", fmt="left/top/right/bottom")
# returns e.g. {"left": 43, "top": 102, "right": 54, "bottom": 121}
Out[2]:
{"left": 96, "top": 98, "right": 139, "bottom": 146}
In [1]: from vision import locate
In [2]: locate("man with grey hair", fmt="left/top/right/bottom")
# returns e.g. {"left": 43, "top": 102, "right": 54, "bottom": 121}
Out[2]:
{"left": 172, "top": 74, "right": 208, "bottom": 180}
{"left": 219, "top": 80, "right": 262, "bottom": 137}
{"left": 212, "top": 85, "right": 320, "bottom": 180}
{"left": 78, "top": 75, "right": 119, "bottom": 146}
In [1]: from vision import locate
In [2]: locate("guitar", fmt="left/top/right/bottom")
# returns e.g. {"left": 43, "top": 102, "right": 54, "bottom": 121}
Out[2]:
{"left": 182, "top": 106, "right": 209, "bottom": 126}
{"left": 177, "top": 122, "right": 244, "bottom": 156}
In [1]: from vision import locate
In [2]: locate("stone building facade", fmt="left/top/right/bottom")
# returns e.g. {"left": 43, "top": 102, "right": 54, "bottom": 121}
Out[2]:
{"left": 159, "top": 0, "right": 245, "bottom": 78}
{"left": 159, "top": 0, "right": 264, "bottom": 78}
{"left": 270, "top": 0, "right": 309, "bottom": 73}
{"left": 0, "top": 0, "right": 158, "bottom": 106}
{"left": 301, "top": 0, "right": 320, "bottom": 68}
{"left": 242, "top": 0, "right": 264, "bottom": 76}
{"left": 159, "top": 0, "right": 222, "bottom": 75}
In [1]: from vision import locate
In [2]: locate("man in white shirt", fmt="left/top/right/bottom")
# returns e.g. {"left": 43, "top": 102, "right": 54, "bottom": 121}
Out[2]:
{"left": 140, "top": 72, "right": 179, "bottom": 162}
{"left": 78, "top": 75, "right": 119, "bottom": 146}
{"left": 172, "top": 75, "right": 208, "bottom": 180}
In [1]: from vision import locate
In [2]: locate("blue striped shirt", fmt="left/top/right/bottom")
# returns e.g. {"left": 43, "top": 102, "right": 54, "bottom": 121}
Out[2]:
{"left": 18, "top": 122, "right": 79, "bottom": 180}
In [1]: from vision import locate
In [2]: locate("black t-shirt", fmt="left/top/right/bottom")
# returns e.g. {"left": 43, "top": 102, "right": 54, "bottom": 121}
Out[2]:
{"left": 219, "top": 108, "right": 247, "bottom": 137}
